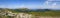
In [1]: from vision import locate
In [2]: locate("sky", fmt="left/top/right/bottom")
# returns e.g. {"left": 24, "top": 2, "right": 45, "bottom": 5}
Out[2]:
{"left": 0, "top": 0, "right": 60, "bottom": 9}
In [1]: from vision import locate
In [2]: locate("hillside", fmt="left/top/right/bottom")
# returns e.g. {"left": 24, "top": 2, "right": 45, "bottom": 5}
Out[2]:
{"left": 0, "top": 8, "right": 60, "bottom": 18}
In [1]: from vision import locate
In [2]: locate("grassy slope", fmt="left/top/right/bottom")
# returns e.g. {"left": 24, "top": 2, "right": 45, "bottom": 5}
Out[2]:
{"left": 28, "top": 11, "right": 60, "bottom": 16}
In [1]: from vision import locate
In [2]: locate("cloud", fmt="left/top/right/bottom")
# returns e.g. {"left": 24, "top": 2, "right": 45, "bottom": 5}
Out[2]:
{"left": 52, "top": 3, "right": 56, "bottom": 6}
{"left": 42, "top": 0, "right": 60, "bottom": 9}
{"left": 49, "top": 3, "right": 57, "bottom": 9}
{"left": 44, "top": 1, "right": 48, "bottom": 5}
{"left": 48, "top": 0, "right": 60, "bottom": 1}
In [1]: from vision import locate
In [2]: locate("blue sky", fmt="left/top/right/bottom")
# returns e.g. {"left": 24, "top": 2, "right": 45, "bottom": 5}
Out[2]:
{"left": 0, "top": 0, "right": 60, "bottom": 9}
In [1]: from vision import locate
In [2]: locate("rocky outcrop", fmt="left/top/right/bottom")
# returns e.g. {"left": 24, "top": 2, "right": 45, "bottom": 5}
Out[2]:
{"left": 16, "top": 13, "right": 33, "bottom": 18}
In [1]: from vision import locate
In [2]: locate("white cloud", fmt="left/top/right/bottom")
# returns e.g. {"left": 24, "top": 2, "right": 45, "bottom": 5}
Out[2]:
{"left": 48, "top": 0, "right": 60, "bottom": 1}
{"left": 48, "top": 2, "right": 60, "bottom": 9}
{"left": 49, "top": 3, "right": 57, "bottom": 8}
{"left": 45, "top": 1, "right": 49, "bottom": 5}
{"left": 52, "top": 3, "right": 56, "bottom": 6}
{"left": 43, "top": 0, "right": 60, "bottom": 9}
{"left": 48, "top": 0, "right": 53, "bottom": 1}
